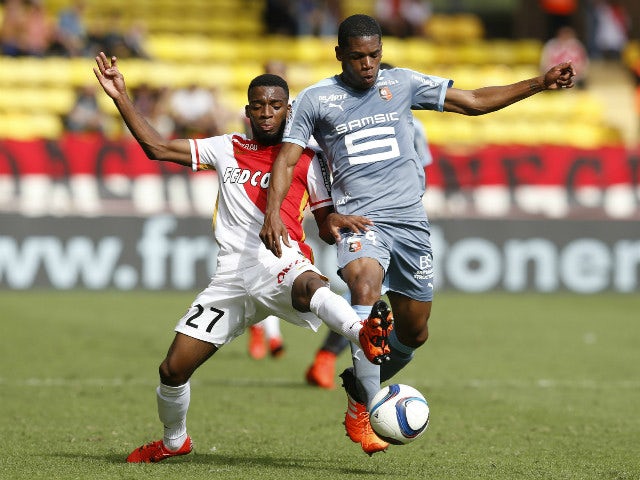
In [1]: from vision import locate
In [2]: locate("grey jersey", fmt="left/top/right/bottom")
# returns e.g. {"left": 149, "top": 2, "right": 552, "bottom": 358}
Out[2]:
{"left": 283, "top": 67, "right": 451, "bottom": 222}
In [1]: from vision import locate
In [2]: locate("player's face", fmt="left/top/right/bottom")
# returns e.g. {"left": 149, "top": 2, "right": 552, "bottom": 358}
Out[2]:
{"left": 336, "top": 36, "right": 382, "bottom": 90}
{"left": 245, "top": 86, "right": 290, "bottom": 146}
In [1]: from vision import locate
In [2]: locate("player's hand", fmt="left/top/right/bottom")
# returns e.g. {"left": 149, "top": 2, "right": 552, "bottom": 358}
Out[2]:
{"left": 543, "top": 61, "right": 576, "bottom": 90}
{"left": 325, "top": 213, "right": 373, "bottom": 243}
{"left": 93, "top": 52, "right": 127, "bottom": 100}
{"left": 260, "top": 211, "right": 290, "bottom": 258}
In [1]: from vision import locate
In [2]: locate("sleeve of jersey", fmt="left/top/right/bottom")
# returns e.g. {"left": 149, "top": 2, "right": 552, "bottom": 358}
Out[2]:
{"left": 282, "top": 92, "right": 315, "bottom": 148}
{"left": 189, "top": 135, "right": 229, "bottom": 171}
{"left": 305, "top": 151, "right": 333, "bottom": 212}
{"left": 406, "top": 69, "right": 453, "bottom": 112}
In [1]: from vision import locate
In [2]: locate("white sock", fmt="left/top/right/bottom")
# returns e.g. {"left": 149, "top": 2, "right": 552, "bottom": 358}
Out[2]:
{"left": 157, "top": 382, "right": 190, "bottom": 450}
{"left": 262, "top": 315, "right": 281, "bottom": 339}
{"left": 309, "top": 287, "right": 361, "bottom": 344}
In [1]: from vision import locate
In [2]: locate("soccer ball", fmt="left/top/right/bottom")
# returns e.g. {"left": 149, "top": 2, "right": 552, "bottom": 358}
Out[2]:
{"left": 369, "top": 384, "right": 430, "bottom": 445}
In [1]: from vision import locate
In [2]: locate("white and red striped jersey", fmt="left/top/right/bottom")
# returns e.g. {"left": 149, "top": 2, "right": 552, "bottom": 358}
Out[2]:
{"left": 189, "top": 133, "right": 332, "bottom": 261}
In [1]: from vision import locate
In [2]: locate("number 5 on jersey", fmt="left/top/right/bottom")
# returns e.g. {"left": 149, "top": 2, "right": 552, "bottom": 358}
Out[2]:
{"left": 345, "top": 127, "right": 399, "bottom": 165}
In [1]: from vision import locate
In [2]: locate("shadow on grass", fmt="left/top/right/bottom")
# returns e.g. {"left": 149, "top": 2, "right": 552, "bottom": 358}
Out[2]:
{"left": 53, "top": 451, "right": 377, "bottom": 476}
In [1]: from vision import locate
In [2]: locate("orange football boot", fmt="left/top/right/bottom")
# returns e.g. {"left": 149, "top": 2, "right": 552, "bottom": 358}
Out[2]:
{"left": 358, "top": 301, "right": 393, "bottom": 365}
{"left": 126, "top": 436, "right": 192, "bottom": 463}
{"left": 305, "top": 350, "right": 338, "bottom": 389}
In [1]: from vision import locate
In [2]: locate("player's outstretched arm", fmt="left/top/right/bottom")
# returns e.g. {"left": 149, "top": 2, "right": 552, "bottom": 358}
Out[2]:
{"left": 314, "top": 208, "right": 374, "bottom": 245}
{"left": 444, "top": 61, "right": 576, "bottom": 116}
{"left": 93, "top": 52, "right": 191, "bottom": 166}
{"left": 260, "top": 142, "right": 304, "bottom": 257}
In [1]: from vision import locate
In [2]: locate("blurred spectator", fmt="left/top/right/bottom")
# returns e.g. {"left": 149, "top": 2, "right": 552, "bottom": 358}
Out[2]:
{"left": 123, "top": 20, "right": 151, "bottom": 59}
{"left": 263, "top": 0, "right": 297, "bottom": 35}
{"left": 64, "top": 84, "right": 109, "bottom": 134}
{"left": 90, "top": 10, "right": 149, "bottom": 59}
{"left": 296, "top": 0, "right": 341, "bottom": 37}
{"left": 375, "top": 0, "right": 432, "bottom": 38}
{"left": 54, "top": 0, "right": 89, "bottom": 57}
{"left": 129, "top": 84, "right": 174, "bottom": 139}
{"left": 540, "top": 26, "right": 589, "bottom": 88}
{"left": 20, "top": 0, "right": 54, "bottom": 57}
{"left": 169, "top": 84, "right": 232, "bottom": 138}
{"left": 1, "top": 0, "right": 25, "bottom": 56}
{"left": 592, "top": 0, "right": 630, "bottom": 61}
{"left": 264, "top": 59, "right": 288, "bottom": 79}
{"left": 539, "top": 0, "right": 577, "bottom": 40}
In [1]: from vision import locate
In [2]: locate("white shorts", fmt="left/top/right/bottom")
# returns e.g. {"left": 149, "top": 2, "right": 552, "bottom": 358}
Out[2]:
{"left": 175, "top": 241, "right": 326, "bottom": 348}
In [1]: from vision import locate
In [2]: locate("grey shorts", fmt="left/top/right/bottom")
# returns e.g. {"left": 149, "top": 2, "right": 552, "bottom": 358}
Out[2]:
{"left": 336, "top": 220, "right": 434, "bottom": 302}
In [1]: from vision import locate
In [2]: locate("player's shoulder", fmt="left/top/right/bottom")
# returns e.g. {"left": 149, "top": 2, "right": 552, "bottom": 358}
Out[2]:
{"left": 383, "top": 67, "right": 447, "bottom": 84}
{"left": 194, "top": 132, "right": 238, "bottom": 147}
{"left": 228, "top": 133, "right": 272, "bottom": 152}
{"left": 297, "top": 75, "right": 341, "bottom": 99}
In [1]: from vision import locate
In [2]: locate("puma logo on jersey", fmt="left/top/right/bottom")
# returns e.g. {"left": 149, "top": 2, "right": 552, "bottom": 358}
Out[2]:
{"left": 328, "top": 101, "right": 344, "bottom": 111}
{"left": 222, "top": 167, "right": 270, "bottom": 188}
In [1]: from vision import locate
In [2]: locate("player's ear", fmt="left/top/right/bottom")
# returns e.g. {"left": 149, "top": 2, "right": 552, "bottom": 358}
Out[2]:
{"left": 244, "top": 105, "right": 250, "bottom": 119}
{"left": 335, "top": 46, "right": 343, "bottom": 62}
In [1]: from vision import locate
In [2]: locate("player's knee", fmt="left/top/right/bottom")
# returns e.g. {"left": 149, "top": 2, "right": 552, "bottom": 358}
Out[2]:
{"left": 159, "top": 359, "right": 189, "bottom": 386}
{"left": 348, "top": 280, "right": 380, "bottom": 304}
{"left": 291, "top": 273, "right": 327, "bottom": 311}
{"left": 400, "top": 328, "right": 429, "bottom": 349}
{"left": 413, "top": 327, "right": 429, "bottom": 347}
{"left": 396, "top": 314, "right": 430, "bottom": 348}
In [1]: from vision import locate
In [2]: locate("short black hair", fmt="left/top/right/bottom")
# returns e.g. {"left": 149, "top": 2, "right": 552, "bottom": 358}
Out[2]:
{"left": 247, "top": 73, "right": 289, "bottom": 99}
{"left": 338, "top": 14, "right": 382, "bottom": 49}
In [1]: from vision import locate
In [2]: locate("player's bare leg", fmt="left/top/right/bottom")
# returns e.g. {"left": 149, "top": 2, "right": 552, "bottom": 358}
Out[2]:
{"left": 127, "top": 334, "right": 217, "bottom": 463}
{"left": 381, "top": 292, "right": 431, "bottom": 382}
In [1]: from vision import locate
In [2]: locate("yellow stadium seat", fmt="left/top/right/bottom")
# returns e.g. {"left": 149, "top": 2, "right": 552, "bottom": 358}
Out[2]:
{"left": 0, "top": 113, "right": 63, "bottom": 140}
{"left": 208, "top": 37, "right": 241, "bottom": 64}
{"left": 234, "top": 38, "right": 262, "bottom": 62}
{"left": 232, "top": 63, "right": 263, "bottom": 89}
{"left": 2, "top": 87, "right": 76, "bottom": 114}
{"left": 450, "top": 14, "right": 484, "bottom": 43}
{"left": 191, "top": 64, "right": 236, "bottom": 90}
{"left": 402, "top": 39, "right": 439, "bottom": 70}
{"left": 457, "top": 42, "right": 490, "bottom": 65}
{"left": 261, "top": 36, "right": 297, "bottom": 63}
{"left": 66, "top": 58, "right": 98, "bottom": 87}
{"left": 291, "top": 37, "right": 336, "bottom": 63}
{"left": 147, "top": 34, "right": 189, "bottom": 61}
{"left": 484, "top": 40, "right": 518, "bottom": 65}
{"left": 425, "top": 14, "right": 453, "bottom": 43}
{"left": 513, "top": 39, "right": 542, "bottom": 65}
{"left": 379, "top": 37, "right": 406, "bottom": 66}
{"left": 311, "top": 63, "right": 338, "bottom": 84}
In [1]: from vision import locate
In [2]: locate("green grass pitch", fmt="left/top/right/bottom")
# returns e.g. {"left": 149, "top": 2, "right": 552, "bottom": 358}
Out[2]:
{"left": 1, "top": 291, "right": 639, "bottom": 480}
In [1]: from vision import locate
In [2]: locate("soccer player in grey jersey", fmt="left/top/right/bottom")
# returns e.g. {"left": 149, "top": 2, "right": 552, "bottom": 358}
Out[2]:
{"left": 261, "top": 14, "right": 576, "bottom": 455}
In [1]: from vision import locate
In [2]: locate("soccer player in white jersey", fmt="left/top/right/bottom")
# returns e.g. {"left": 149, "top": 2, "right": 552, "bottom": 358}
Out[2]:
{"left": 260, "top": 14, "right": 576, "bottom": 455}
{"left": 93, "top": 51, "right": 394, "bottom": 463}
